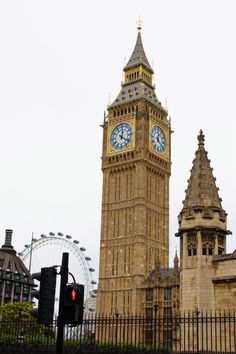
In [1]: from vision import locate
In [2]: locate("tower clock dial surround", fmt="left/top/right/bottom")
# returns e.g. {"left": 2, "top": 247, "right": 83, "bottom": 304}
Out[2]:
{"left": 151, "top": 125, "right": 166, "bottom": 153}
{"left": 110, "top": 123, "right": 133, "bottom": 150}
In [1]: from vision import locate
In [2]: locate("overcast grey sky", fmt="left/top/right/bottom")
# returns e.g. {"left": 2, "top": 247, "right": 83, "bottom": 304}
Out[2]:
{"left": 0, "top": 1, "right": 235, "bottom": 282}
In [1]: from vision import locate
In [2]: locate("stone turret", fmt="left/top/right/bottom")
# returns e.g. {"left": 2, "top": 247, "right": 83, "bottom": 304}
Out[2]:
{"left": 179, "top": 129, "right": 227, "bottom": 230}
{"left": 176, "top": 130, "right": 231, "bottom": 312}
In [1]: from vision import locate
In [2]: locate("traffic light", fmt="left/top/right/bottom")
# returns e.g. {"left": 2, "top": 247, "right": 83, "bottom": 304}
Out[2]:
{"left": 30, "top": 267, "right": 57, "bottom": 325}
{"left": 63, "top": 283, "right": 84, "bottom": 325}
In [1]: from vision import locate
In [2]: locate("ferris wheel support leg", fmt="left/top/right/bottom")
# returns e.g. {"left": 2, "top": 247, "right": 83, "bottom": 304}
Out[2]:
{"left": 56, "top": 252, "right": 69, "bottom": 354}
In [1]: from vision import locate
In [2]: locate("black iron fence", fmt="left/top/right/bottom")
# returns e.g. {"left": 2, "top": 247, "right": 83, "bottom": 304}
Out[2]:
{"left": 0, "top": 312, "right": 236, "bottom": 353}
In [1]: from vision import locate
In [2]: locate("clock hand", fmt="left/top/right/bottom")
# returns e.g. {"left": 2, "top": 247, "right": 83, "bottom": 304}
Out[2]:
{"left": 119, "top": 130, "right": 124, "bottom": 140}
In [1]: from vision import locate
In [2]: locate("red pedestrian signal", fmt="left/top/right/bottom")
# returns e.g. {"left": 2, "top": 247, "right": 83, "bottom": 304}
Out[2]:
{"left": 63, "top": 283, "right": 84, "bottom": 325}
{"left": 71, "top": 289, "right": 77, "bottom": 301}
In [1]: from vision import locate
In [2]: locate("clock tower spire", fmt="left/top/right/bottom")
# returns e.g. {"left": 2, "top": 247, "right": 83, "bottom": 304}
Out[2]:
{"left": 97, "top": 26, "right": 171, "bottom": 315}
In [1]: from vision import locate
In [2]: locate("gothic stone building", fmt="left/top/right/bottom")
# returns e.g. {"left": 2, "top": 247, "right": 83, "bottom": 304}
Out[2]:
{"left": 96, "top": 27, "right": 236, "bottom": 316}
{"left": 176, "top": 130, "right": 236, "bottom": 312}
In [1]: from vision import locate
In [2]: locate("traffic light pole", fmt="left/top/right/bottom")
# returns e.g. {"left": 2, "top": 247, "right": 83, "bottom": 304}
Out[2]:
{"left": 56, "top": 252, "right": 69, "bottom": 354}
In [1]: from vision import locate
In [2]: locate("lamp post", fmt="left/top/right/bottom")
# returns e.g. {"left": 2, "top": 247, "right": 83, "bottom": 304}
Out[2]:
{"left": 195, "top": 307, "right": 200, "bottom": 353}
{"left": 154, "top": 303, "right": 158, "bottom": 350}
{"left": 115, "top": 310, "right": 119, "bottom": 347}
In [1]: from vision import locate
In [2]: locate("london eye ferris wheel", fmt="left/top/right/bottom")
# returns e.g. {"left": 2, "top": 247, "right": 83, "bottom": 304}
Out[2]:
{"left": 18, "top": 232, "right": 97, "bottom": 314}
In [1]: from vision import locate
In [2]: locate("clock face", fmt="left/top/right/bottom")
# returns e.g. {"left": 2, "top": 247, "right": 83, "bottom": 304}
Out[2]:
{"left": 110, "top": 123, "right": 133, "bottom": 150}
{"left": 151, "top": 126, "right": 166, "bottom": 153}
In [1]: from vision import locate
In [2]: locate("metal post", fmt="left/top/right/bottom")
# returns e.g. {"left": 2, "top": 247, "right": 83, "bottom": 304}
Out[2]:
{"left": 115, "top": 311, "right": 119, "bottom": 348}
{"left": 196, "top": 309, "right": 200, "bottom": 353}
{"left": 28, "top": 232, "right": 34, "bottom": 273}
{"left": 154, "top": 303, "right": 158, "bottom": 351}
{"left": 56, "top": 252, "right": 69, "bottom": 354}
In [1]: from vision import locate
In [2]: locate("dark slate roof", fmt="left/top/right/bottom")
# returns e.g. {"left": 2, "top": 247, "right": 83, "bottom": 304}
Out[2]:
{"left": 124, "top": 32, "right": 153, "bottom": 73}
{"left": 146, "top": 267, "right": 175, "bottom": 281}
{"left": 182, "top": 130, "right": 223, "bottom": 210}
{"left": 0, "top": 230, "right": 31, "bottom": 276}
{"left": 109, "top": 80, "right": 164, "bottom": 110}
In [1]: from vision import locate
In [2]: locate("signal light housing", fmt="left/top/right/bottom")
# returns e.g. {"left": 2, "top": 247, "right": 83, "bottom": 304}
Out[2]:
{"left": 30, "top": 267, "right": 57, "bottom": 325}
{"left": 63, "top": 283, "right": 84, "bottom": 325}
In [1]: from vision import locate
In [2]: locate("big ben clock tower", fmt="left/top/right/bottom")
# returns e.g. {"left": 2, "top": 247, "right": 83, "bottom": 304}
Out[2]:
{"left": 96, "top": 25, "right": 171, "bottom": 315}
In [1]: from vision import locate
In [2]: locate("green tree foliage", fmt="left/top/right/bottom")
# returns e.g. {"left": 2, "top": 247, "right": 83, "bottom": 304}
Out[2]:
{"left": 0, "top": 301, "right": 34, "bottom": 321}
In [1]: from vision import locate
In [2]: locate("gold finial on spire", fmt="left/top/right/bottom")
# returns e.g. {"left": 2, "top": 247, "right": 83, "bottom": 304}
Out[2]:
{"left": 137, "top": 17, "right": 142, "bottom": 31}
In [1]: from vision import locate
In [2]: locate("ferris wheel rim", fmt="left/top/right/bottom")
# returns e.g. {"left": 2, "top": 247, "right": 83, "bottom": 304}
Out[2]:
{"left": 18, "top": 233, "right": 97, "bottom": 311}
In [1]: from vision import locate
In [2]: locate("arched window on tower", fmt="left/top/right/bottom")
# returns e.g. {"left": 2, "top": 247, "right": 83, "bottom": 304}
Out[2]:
{"left": 187, "top": 243, "right": 197, "bottom": 256}
{"left": 202, "top": 242, "right": 214, "bottom": 256}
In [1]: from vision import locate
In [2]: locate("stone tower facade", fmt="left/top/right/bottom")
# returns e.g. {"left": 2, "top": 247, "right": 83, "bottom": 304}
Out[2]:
{"left": 176, "top": 131, "right": 230, "bottom": 311}
{"left": 96, "top": 27, "right": 171, "bottom": 315}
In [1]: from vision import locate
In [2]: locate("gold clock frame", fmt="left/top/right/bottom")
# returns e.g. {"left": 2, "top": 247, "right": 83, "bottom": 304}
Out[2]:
{"left": 149, "top": 120, "right": 170, "bottom": 160}
{"left": 107, "top": 119, "right": 135, "bottom": 156}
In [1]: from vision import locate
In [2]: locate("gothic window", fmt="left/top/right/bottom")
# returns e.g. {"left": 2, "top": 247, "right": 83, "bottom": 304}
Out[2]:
{"left": 145, "top": 307, "right": 153, "bottom": 320}
{"left": 164, "top": 288, "right": 172, "bottom": 301}
{"left": 115, "top": 292, "right": 117, "bottom": 312}
{"left": 202, "top": 242, "right": 214, "bottom": 256}
{"left": 218, "top": 235, "right": 224, "bottom": 245}
{"left": 128, "top": 212, "right": 132, "bottom": 235}
{"left": 111, "top": 292, "right": 114, "bottom": 313}
{"left": 187, "top": 244, "right": 197, "bottom": 256}
{"left": 127, "top": 291, "right": 130, "bottom": 314}
{"left": 112, "top": 249, "right": 115, "bottom": 275}
{"left": 116, "top": 250, "right": 118, "bottom": 275}
{"left": 146, "top": 288, "right": 153, "bottom": 302}
{"left": 123, "top": 292, "right": 126, "bottom": 314}
{"left": 128, "top": 246, "right": 131, "bottom": 274}
{"left": 187, "top": 233, "right": 197, "bottom": 256}
{"left": 164, "top": 307, "right": 172, "bottom": 318}
{"left": 124, "top": 247, "right": 126, "bottom": 274}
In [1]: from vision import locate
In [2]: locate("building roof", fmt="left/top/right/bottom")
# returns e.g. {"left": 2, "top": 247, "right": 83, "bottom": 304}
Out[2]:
{"left": 182, "top": 130, "right": 223, "bottom": 210}
{"left": 0, "top": 229, "right": 31, "bottom": 277}
{"left": 109, "top": 29, "right": 166, "bottom": 112}
{"left": 123, "top": 31, "right": 153, "bottom": 73}
{"left": 109, "top": 80, "right": 163, "bottom": 109}
{"left": 144, "top": 255, "right": 179, "bottom": 285}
